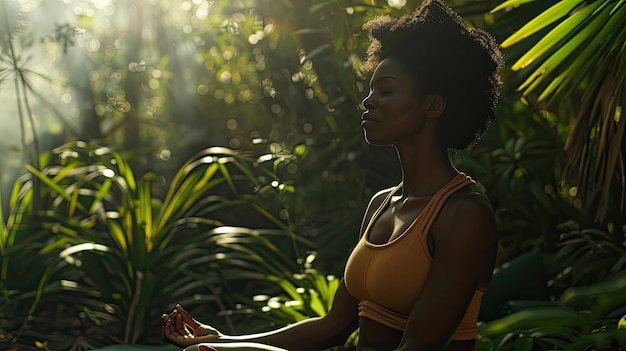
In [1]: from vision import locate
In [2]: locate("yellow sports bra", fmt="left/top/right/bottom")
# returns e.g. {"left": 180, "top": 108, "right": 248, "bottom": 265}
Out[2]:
{"left": 344, "top": 173, "right": 483, "bottom": 340}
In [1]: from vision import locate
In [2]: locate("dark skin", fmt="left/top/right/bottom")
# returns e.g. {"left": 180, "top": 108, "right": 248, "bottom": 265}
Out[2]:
{"left": 162, "top": 57, "right": 499, "bottom": 351}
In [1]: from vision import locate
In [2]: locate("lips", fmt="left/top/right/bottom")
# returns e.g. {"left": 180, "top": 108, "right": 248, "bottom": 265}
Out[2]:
{"left": 361, "top": 112, "right": 377, "bottom": 122}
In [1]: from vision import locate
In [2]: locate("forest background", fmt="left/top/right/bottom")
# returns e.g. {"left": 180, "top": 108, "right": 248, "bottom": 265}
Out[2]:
{"left": 1, "top": 0, "right": 625, "bottom": 350}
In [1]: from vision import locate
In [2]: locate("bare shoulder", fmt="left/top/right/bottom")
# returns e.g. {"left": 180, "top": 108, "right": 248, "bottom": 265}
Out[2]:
{"left": 370, "top": 186, "right": 396, "bottom": 207}
{"left": 359, "top": 186, "right": 397, "bottom": 236}
{"left": 432, "top": 184, "right": 497, "bottom": 252}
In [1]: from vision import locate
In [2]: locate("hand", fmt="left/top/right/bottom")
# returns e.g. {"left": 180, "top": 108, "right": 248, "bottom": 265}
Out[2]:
{"left": 161, "top": 304, "right": 222, "bottom": 347}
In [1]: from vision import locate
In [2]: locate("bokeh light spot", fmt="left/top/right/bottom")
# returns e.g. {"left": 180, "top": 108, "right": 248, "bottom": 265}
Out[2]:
{"left": 87, "top": 39, "right": 101, "bottom": 52}
{"left": 279, "top": 209, "right": 289, "bottom": 220}
{"left": 229, "top": 137, "right": 241, "bottom": 148}
{"left": 89, "top": 70, "right": 100, "bottom": 81}
{"left": 149, "top": 78, "right": 160, "bottom": 90}
{"left": 196, "top": 2, "right": 210, "bottom": 19}
{"left": 226, "top": 119, "right": 238, "bottom": 130}
{"left": 219, "top": 71, "right": 232, "bottom": 83}
{"left": 197, "top": 84, "right": 209, "bottom": 95}
{"left": 270, "top": 104, "right": 281, "bottom": 114}
{"left": 159, "top": 149, "right": 171, "bottom": 161}
{"left": 180, "top": 1, "right": 192, "bottom": 11}
{"left": 287, "top": 163, "right": 298, "bottom": 174}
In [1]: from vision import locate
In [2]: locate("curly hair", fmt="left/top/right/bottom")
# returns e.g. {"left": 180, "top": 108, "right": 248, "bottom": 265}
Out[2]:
{"left": 363, "top": 0, "right": 504, "bottom": 150}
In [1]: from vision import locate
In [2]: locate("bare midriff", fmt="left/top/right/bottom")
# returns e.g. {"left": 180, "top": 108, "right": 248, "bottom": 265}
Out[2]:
{"left": 357, "top": 316, "right": 402, "bottom": 350}
{"left": 357, "top": 317, "right": 476, "bottom": 351}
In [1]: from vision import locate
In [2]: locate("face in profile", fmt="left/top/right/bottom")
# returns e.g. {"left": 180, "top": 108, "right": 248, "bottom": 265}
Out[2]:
{"left": 360, "top": 57, "right": 431, "bottom": 147}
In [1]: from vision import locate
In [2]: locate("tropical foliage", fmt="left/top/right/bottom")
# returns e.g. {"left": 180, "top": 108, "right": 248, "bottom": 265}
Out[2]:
{"left": 1, "top": 141, "right": 314, "bottom": 350}
{"left": 471, "top": 1, "right": 626, "bottom": 349}
{"left": 1, "top": 0, "right": 625, "bottom": 350}
{"left": 491, "top": 0, "right": 626, "bottom": 224}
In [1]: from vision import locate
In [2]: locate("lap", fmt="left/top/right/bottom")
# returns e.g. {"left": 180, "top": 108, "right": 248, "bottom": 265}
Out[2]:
{"left": 183, "top": 342, "right": 287, "bottom": 351}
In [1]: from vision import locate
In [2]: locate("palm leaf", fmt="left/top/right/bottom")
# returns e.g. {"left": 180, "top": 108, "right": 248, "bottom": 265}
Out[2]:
{"left": 495, "top": 0, "right": 626, "bottom": 222}
{"left": 544, "top": 4, "right": 625, "bottom": 100}
{"left": 500, "top": 0, "right": 585, "bottom": 48}
{"left": 491, "top": 0, "right": 541, "bottom": 14}
{"left": 516, "top": 1, "right": 605, "bottom": 94}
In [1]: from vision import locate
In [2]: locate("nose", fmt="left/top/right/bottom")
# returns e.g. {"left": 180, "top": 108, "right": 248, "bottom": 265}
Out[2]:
{"left": 362, "top": 93, "right": 376, "bottom": 111}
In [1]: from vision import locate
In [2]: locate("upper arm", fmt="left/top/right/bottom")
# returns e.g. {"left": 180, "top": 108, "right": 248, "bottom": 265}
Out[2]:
{"left": 398, "top": 194, "right": 498, "bottom": 350}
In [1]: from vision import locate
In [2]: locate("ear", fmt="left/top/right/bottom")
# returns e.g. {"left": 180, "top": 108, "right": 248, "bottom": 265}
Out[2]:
{"left": 424, "top": 95, "right": 447, "bottom": 119}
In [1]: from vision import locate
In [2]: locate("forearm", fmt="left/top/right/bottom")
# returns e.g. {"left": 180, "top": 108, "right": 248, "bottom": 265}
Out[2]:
{"left": 187, "top": 342, "right": 288, "bottom": 351}
{"left": 218, "top": 316, "right": 347, "bottom": 351}
{"left": 167, "top": 282, "right": 358, "bottom": 350}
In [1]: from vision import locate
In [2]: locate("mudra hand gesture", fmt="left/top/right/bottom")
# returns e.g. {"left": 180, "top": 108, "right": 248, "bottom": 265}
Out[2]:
{"left": 161, "top": 304, "right": 221, "bottom": 347}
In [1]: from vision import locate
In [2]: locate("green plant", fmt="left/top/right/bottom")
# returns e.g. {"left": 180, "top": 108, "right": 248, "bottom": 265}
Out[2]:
{"left": 481, "top": 275, "right": 626, "bottom": 350}
{"left": 478, "top": 222, "right": 626, "bottom": 350}
{"left": 1, "top": 141, "right": 314, "bottom": 350}
{"left": 0, "top": 167, "right": 60, "bottom": 351}
{"left": 491, "top": 0, "right": 626, "bottom": 224}
{"left": 555, "top": 221, "right": 626, "bottom": 286}
{"left": 227, "top": 252, "right": 357, "bottom": 350}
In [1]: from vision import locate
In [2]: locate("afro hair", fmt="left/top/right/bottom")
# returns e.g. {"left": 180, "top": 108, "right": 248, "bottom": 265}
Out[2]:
{"left": 363, "top": 0, "right": 504, "bottom": 150}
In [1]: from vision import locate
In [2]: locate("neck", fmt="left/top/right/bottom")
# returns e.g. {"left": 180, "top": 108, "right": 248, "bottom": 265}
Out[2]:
{"left": 394, "top": 142, "right": 458, "bottom": 198}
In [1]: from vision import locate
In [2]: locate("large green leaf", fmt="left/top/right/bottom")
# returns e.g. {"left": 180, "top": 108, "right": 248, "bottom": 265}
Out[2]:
{"left": 511, "top": 1, "right": 601, "bottom": 71}
{"left": 491, "top": 0, "right": 539, "bottom": 14}
{"left": 499, "top": 0, "right": 585, "bottom": 48}
{"left": 482, "top": 307, "right": 589, "bottom": 336}
{"left": 517, "top": 1, "right": 606, "bottom": 94}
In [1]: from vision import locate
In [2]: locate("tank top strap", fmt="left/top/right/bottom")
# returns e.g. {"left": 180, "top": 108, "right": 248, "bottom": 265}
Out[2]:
{"left": 416, "top": 173, "right": 475, "bottom": 237}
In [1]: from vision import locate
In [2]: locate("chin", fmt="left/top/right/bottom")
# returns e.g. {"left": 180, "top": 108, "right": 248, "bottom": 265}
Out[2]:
{"left": 364, "top": 136, "right": 389, "bottom": 146}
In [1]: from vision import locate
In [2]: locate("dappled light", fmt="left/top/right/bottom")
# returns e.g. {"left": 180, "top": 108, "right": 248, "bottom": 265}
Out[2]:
{"left": 1, "top": 0, "right": 625, "bottom": 350}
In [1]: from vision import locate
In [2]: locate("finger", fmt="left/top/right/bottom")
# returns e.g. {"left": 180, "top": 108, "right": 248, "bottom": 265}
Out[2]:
{"left": 167, "top": 310, "right": 181, "bottom": 326}
{"left": 176, "top": 304, "right": 193, "bottom": 321}
{"left": 176, "top": 303, "right": 189, "bottom": 315}
{"left": 177, "top": 304, "right": 200, "bottom": 329}
{"left": 164, "top": 318, "right": 188, "bottom": 348}
{"left": 176, "top": 312, "right": 186, "bottom": 333}
{"left": 161, "top": 314, "right": 168, "bottom": 331}
{"left": 162, "top": 317, "right": 174, "bottom": 342}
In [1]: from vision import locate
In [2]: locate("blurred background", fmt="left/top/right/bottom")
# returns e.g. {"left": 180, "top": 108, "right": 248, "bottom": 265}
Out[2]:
{"left": 1, "top": 0, "right": 624, "bottom": 350}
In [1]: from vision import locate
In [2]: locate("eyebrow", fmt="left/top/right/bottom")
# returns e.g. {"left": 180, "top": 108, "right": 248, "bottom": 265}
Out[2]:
{"left": 369, "top": 75, "right": 399, "bottom": 87}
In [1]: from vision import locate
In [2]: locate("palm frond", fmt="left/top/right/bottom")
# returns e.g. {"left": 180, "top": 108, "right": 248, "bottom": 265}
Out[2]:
{"left": 494, "top": 0, "right": 626, "bottom": 222}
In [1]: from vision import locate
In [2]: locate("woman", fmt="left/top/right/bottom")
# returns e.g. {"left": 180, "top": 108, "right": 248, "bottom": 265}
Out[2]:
{"left": 162, "top": 1, "right": 504, "bottom": 350}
